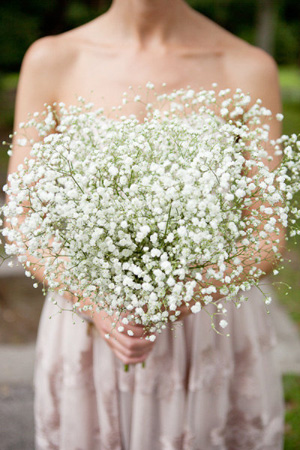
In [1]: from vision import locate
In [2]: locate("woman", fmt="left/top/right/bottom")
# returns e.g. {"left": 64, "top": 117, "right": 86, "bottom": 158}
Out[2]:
{"left": 9, "top": 0, "right": 284, "bottom": 448}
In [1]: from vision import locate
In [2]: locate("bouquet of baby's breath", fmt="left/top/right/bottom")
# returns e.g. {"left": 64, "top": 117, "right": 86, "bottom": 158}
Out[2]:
{"left": 2, "top": 85, "right": 300, "bottom": 339}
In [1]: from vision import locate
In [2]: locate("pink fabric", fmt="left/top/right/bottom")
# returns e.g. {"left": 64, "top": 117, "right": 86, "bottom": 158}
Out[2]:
{"left": 34, "top": 286, "right": 284, "bottom": 450}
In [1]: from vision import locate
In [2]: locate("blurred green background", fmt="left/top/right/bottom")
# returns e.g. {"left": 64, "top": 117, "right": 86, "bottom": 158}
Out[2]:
{"left": 0, "top": 1, "right": 299, "bottom": 448}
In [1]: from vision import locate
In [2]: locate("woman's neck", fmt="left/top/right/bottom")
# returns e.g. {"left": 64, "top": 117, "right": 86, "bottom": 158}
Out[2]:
{"left": 103, "top": 0, "right": 193, "bottom": 48}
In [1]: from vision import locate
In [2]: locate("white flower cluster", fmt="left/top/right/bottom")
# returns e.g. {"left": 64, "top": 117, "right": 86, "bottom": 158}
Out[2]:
{"left": 2, "top": 87, "right": 300, "bottom": 336}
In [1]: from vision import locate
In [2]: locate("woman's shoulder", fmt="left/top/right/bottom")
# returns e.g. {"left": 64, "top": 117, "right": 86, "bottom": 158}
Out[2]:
{"left": 23, "top": 17, "right": 103, "bottom": 65}
{"left": 202, "top": 17, "right": 278, "bottom": 81}
{"left": 16, "top": 27, "right": 92, "bottom": 111}
{"left": 193, "top": 13, "right": 279, "bottom": 93}
{"left": 19, "top": 27, "right": 91, "bottom": 104}
{"left": 212, "top": 25, "right": 280, "bottom": 107}
{"left": 226, "top": 38, "right": 278, "bottom": 81}
{"left": 228, "top": 41, "right": 280, "bottom": 109}
{"left": 22, "top": 32, "right": 80, "bottom": 76}
{"left": 195, "top": 14, "right": 281, "bottom": 115}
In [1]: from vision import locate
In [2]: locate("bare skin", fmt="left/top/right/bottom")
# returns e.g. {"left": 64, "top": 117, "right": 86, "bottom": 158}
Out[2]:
{"left": 8, "top": 0, "right": 283, "bottom": 366}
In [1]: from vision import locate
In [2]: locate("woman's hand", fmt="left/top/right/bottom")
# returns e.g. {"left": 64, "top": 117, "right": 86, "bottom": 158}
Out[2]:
{"left": 93, "top": 310, "right": 156, "bottom": 366}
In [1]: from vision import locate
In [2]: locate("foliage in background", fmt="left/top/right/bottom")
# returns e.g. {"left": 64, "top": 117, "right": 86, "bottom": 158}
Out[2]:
{"left": 283, "top": 375, "right": 300, "bottom": 450}
{"left": 0, "top": 2, "right": 48, "bottom": 71}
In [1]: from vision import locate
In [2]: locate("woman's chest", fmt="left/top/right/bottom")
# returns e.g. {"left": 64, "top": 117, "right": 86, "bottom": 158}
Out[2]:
{"left": 57, "top": 47, "right": 232, "bottom": 116}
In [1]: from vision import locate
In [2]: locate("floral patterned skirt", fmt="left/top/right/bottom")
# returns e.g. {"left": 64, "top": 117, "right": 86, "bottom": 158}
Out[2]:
{"left": 34, "top": 285, "right": 284, "bottom": 450}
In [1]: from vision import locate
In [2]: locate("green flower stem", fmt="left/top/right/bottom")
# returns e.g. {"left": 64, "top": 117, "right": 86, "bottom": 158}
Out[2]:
{"left": 124, "top": 362, "right": 146, "bottom": 372}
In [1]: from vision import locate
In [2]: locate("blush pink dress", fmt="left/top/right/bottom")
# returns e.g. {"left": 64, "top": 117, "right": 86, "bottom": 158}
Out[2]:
{"left": 34, "top": 284, "right": 284, "bottom": 450}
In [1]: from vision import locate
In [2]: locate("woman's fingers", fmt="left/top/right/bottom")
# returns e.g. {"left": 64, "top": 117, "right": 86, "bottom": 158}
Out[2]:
{"left": 112, "top": 348, "right": 150, "bottom": 365}
{"left": 93, "top": 310, "right": 156, "bottom": 364}
{"left": 96, "top": 310, "right": 146, "bottom": 337}
{"left": 102, "top": 333, "right": 154, "bottom": 364}
{"left": 108, "top": 335, "right": 153, "bottom": 359}
{"left": 98, "top": 311, "right": 151, "bottom": 340}
{"left": 104, "top": 327, "right": 155, "bottom": 355}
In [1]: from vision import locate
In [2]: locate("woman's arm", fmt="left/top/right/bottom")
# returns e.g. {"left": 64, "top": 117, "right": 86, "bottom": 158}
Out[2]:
{"left": 6, "top": 37, "right": 60, "bottom": 282}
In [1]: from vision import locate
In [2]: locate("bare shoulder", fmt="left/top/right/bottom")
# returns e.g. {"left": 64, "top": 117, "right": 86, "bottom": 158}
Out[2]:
{"left": 17, "top": 28, "right": 90, "bottom": 111}
{"left": 15, "top": 32, "right": 83, "bottom": 124}
{"left": 21, "top": 20, "right": 101, "bottom": 80}
{"left": 192, "top": 12, "right": 280, "bottom": 107}
{"left": 219, "top": 37, "right": 282, "bottom": 140}
{"left": 196, "top": 14, "right": 279, "bottom": 92}
{"left": 197, "top": 18, "right": 282, "bottom": 136}
{"left": 225, "top": 39, "right": 279, "bottom": 88}
{"left": 22, "top": 34, "right": 78, "bottom": 79}
{"left": 23, "top": 35, "right": 61, "bottom": 66}
{"left": 223, "top": 38, "right": 281, "bottom": 111}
